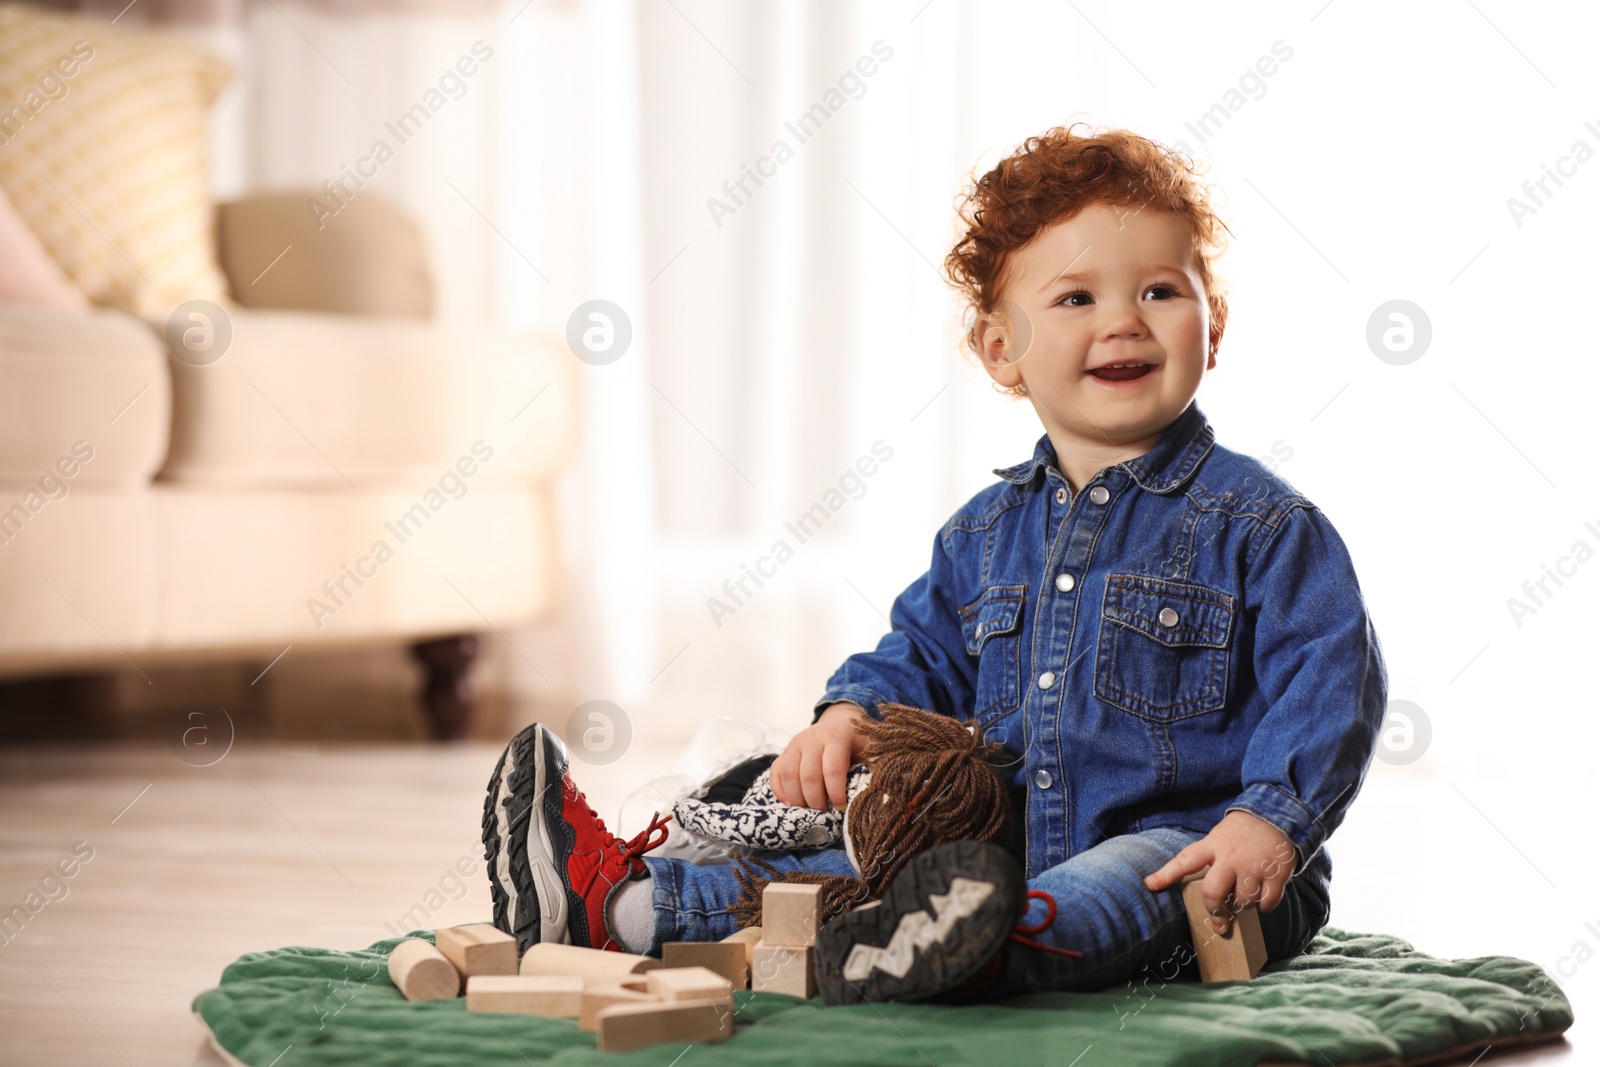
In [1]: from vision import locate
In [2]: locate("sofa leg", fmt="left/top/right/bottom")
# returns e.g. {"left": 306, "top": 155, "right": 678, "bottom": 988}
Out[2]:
{"left": 412, "top": 634, "right": 480, "bottom": 740}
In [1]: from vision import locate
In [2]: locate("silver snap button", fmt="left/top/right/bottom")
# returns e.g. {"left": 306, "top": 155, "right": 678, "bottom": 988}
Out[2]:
{"left": 1054, "top": 487, "right": 1068, "bottom": 505}
{"left": 1158, "top": 607, "right": 1179, "bottom": 628}
{"left": 1089, "top": 485, "right": 1110, "bottom": 505}
{"left": 1055, "top": 573, "right": 1075, "bottom": 593}
{"left": 974, "top": 623, "right": 984, "bottom": 638}
{"left": 1037, "top": 671, "right": 1056, "bottom": 690}
{"left": 1034, "top": 769, "right": 1053, "bottom": 789}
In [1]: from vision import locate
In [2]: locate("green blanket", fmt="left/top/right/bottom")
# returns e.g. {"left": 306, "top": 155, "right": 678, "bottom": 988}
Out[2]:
{"left": 191, "top": 927, "right": 1572, "bottom": 1067}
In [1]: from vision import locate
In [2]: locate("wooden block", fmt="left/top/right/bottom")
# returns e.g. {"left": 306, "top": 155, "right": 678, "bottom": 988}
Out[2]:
{"left": 720, "top": 926, "right": 763, "bottom": 969}
{"left": 646, "top": 965, "right": 734, "bottom": 1005}
{"left": 466, "top": 974, "right": 585, "bottom": 1016}
{"left": 578, "top": 982, "right": 658, "bottom": 1031}
{"left": 663, "top": 942, "right": 749, "bottom": 990}
{"left": 519, "top": 941, "right": 660, "bottom": 981}
{"left": 435, "top": 924, "right": 518, "bottom": 978}
{"left": 387, "top": 938, "right": 460, "bottom": 1001}
{"left": 1181, "top": 874, "right": 1268, "bottom": 982}
{"left": 595, "top": 997, "right": 733, "bottom": 1053}
{"left": 751, "top": 944, "right": 815, "bottom": 998}
{"left": 760, "top": 883, "right": 822, "bottom": 948}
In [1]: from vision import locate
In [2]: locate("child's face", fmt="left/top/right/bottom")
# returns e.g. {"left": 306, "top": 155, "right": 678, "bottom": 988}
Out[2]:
{"left": 975, "top": 202, "right": 1217, "bottom": 455}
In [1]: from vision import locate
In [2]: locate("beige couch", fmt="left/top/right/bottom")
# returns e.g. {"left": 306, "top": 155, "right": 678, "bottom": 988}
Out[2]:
{"left": 0, "top": 191, "right": 576, "bottom": 737}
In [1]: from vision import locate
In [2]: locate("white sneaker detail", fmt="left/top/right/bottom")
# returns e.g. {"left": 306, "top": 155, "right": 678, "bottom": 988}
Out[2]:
{"left": 525, "top": 736, "right": 570, "bottom": 944}
{"left": 493, "top": 747, "right": 519, "bottom": 926}
{"left": 841, "top": 878, "right": 995, "bottom": 982}
{"left": 532, "top": 861, "right": 570, "bottom": 945}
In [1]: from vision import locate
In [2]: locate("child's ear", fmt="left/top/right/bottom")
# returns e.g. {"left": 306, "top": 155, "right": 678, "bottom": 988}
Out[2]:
{"left": 975, "top": 302, "right": 1029, "bottom": 390}
{"left": 1207, "top": 297, "right": 1226, "bottom": 369}
{"left": 1207, "top": 319, "right": 1224, "bottom": 370}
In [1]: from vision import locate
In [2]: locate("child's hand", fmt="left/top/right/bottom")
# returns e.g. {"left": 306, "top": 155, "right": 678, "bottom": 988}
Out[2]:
{"left": 770, "top": 702, "right": 869, "bottom": 811}
{"left": 1141, "top": 810, "right": 1298, "bottom": 934}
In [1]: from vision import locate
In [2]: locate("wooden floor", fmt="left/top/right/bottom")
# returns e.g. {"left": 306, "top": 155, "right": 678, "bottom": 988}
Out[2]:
{"left": 0, "top": 740, "right": 675, "bottom": 1066}
{"left": 0, "top": 742, "right": 1581, "bottom": 1066}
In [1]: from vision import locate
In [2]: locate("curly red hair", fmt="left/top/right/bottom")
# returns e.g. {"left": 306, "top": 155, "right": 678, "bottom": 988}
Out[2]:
{"left": 944, "top": 123, "right": 1232, "bottom": 392}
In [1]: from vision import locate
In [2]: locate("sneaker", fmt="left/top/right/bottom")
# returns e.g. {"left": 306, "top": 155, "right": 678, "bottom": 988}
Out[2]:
{"left": 481, "top": 722, "right": 670, "bottom": 954}
{"left": 814, "top": 840, "right": 1027, "bottom": 1005}
{"left": 934, "top": 883, "right": 1085, "bottom": 1004}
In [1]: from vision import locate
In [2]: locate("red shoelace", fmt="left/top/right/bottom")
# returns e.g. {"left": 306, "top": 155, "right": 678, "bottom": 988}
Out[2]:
{"left": 1009, "top": 889, "right": 1083, "bottom": 958}
{"left": 564, "top": 773, "right": 674, "bottom": 873}
{"left": 615, "top": 811, "right": 673, "bottom": 868}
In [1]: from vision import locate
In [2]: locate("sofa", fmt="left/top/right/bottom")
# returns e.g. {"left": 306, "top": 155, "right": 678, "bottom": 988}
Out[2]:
{"left": 0, "top": 185, "right": 577, "bottom": 738}
{"left": 0, "top": 4, "right": 577, "bottom": 737}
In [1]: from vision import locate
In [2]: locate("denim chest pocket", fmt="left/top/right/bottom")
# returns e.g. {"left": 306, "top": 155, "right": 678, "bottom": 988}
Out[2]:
{"left": 959, "top": 584, "right": 1026, "bottom": 724}
{"left": 1094, "top": 574, "right": 1236, "bottom": 722}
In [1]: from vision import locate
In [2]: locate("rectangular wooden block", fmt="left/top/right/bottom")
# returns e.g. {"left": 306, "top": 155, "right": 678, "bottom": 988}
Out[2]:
{"left": 578, "top": 982, "right": 658, "bottom": 1031}
{"left": 519, "top": 941, "right": 660, "bottom": 981}
{"left": 387, "top": 938, "right": 460, "bottom": 1001}
{"left": 435, "top": 924, "right": 518, "bottom": 978}
{"left": 466, "top": 974, "right": 585, "bottom": 1016}
{"left": 721, "top": 926, "right": 763, "bottom": 969}
{"left": 1181, "top": 877, "right": 1268, "bottom": 982}
{"left": 760, "top": 883, "right": 822, "bottom": 948}
{"left": 751, "top": 944, "right": 814, "bottom": 998}
{"left": 663, "top": 941, "right": 749, "bottom": 990}
{"left": 646, "top": 964, "right": 734, "bottom": 1005}
{"left": 596, "top": 997, "right": 733, "bottom": 1053}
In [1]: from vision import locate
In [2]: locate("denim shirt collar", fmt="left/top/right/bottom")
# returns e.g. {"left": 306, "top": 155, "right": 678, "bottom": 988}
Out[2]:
{"left": 991, "top": 399, "right": 1216, "bottom": 495}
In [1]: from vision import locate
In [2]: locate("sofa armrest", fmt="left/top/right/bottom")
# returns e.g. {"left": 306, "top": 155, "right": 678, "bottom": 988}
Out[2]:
{"left": 215, "top": 190, "right": 434, "bottom": 318}
{"left": 0, "top": 305, "right": 171, "bottom": 489}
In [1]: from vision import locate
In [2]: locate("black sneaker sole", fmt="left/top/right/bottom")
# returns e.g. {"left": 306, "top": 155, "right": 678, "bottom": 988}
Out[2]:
{"left": 814, "top": 840, "right": 1024, "bottom": 1006}
{"left": 481, "top": 723, "right": 576, "bottom": 953}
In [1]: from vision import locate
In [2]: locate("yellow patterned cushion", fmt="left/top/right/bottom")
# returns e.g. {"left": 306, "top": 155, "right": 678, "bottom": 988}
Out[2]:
{"left": 0, "top": 3, "right": 232, "bottom": 317}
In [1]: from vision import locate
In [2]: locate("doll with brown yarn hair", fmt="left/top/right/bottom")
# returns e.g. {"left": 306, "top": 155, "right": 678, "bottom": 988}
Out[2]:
{"left": 729, "top": 702, "right": 1014, "bottom": 930}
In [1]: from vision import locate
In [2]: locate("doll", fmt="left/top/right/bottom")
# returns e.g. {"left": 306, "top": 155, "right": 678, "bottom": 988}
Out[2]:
{"left": 730, "top": 702, "right": 1014, "bottom": 928}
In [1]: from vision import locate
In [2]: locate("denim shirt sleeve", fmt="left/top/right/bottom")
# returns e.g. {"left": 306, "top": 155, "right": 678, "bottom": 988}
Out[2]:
{"left": 812, "top": 523, "right": 975, "bottom": 723}
{"left": 1224, "top": 503, "right": 1388, "bottom": 879}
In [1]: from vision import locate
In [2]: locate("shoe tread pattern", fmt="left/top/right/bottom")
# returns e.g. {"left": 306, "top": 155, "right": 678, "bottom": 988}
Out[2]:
{"left": 815, "top": 840, "right": 1023, "bottom": 1005}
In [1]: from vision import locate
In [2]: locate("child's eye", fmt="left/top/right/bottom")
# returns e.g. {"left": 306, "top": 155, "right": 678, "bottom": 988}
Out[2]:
{"left": 1055, "top": 283, "right": 1182, "bottom": 308}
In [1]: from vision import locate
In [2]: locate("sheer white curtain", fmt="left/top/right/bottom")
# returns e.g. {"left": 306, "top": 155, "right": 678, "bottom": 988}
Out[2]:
{"left": 531, "top": 0, "right": 1075, "bottom": 748}
{"left": 204, "top": 0, "right": 1086, "bottom": 748}
{"left": 202, "top": 0, "right": 1573, "bottom": 771}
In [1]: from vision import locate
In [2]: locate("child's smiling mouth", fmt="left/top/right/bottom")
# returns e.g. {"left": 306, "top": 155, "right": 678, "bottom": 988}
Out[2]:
{"left": 1086, "top": 362, "right": 1156, "bottom": 384}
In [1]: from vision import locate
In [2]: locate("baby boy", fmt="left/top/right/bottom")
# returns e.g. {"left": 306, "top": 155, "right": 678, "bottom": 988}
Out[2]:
{"left": 481, "top": 124, "right": 1388, "bottom": 1004}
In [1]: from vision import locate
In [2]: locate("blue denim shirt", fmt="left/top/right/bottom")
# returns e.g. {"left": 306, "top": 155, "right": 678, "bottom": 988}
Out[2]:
{"left": 815, "top": 400, "right": 1388, "bottom": 881}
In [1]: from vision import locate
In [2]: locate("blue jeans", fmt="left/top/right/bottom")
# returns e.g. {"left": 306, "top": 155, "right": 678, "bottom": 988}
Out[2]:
{"left": 641, "top": 827, "right": 1332, "bottom": 996}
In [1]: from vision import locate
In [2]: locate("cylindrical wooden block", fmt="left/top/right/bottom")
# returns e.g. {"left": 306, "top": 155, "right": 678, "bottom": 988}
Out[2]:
{"left": 520, "top": 941, "right": 661, "bottom": 981}
{"left": 389, "top": 938, "right": 461, "bottom": 1001}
